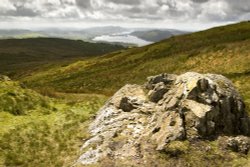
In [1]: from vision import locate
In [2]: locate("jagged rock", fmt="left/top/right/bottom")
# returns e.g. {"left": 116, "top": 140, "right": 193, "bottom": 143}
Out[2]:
{"left": 77, "top": 72, "right": 250, "bottom": 165}
{"left": 119, "top": 97, "right": 137, "bottom": 112}
{"left": 146, "top": 74, "right": 176, "bottom": 102}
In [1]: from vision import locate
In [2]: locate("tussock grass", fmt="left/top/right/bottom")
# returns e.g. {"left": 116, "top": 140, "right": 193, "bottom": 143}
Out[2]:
{"left": 0, "top": 80, "right": 108, "bottom": 166}
{"left": 22, "top": 22, "right": 250, "bottom": 112}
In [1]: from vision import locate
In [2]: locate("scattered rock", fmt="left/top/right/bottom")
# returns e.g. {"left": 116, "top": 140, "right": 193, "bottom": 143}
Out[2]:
{"left": 77, "top": 72, "right": 250, "bottom": 165}
{"left": 146, "top": 74, "right": 176, "bottom": 102}
{"left": 221, "top": 136, "right": 250, "bottom": 154}
{"left": 119, "top": 97, "right": 137, "bottom": 112}
{"left": 0, "top": 75, "right": 11, "bottom": 81}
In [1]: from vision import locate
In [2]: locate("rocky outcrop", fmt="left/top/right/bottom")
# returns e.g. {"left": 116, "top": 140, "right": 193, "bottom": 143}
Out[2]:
{"left": 77, "top": 72, "right": 250, "bottom": 165}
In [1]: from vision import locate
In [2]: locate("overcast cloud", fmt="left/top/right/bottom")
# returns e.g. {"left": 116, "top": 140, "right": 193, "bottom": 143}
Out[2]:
{"left": 0, "top": 0, "right": 249, "bottom": 30}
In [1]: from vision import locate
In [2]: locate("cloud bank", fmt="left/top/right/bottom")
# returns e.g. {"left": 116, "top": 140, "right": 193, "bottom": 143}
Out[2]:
{"left": 0, "top": 0, "right": 249, "bottom": 30}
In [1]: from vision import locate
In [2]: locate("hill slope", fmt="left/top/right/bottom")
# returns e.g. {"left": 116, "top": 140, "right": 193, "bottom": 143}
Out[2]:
{"left": 1, "top": 22, "right": 250, "bottom": 166}
{"left": 22, "top": 21, "right": 250, "bottom": 111}
{"left": 0, "top": 76, "right": 108, "bottom": 166}
{"left": 0, "top": 75, "right": 53, "bottom": 115}
{"left": 0, "top": 38, "right": 124, "bottom": 77}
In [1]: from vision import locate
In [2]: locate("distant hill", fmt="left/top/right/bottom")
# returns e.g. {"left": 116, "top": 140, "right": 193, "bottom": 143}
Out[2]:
{"left": 0, "top": 27, "right": 187, "bottom": 46}
{"left": 35, "top": 26, "right": 128, "bottom": 41}
{"left": 131, "top": 29, "right": 187, "bottom": 42}
{"left": 0, "top": 38, "right": 125, "bottom": 77}
{"left": 0, "top": 29, "right": 32, "bottom": 38}
{"left": 22, "top": 22, "right": 250, "bottom": 112}
{"left": 0, "top": 26, "right": 129, "bottom": 41}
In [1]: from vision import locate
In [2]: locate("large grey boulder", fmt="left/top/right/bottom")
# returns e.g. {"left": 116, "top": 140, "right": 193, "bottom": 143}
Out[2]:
{"left": 77, "top": 72, "right": 250, "bottom": 165}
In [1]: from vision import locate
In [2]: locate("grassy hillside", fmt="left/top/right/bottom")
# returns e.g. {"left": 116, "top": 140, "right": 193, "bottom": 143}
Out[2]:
{"left": 1, "top": 21, "right": 250, "bottom": 166}
{"left": 22, "top": 21, "right": 250, "bottom": 112}
{"left": 0, "top": 76, "right": 54, "bottom": 115}
{"left": 0, "top": 38, "right": 124, "bottom": 78}
{"left": 0, "top": 77, "right": 108, "bottom": 166}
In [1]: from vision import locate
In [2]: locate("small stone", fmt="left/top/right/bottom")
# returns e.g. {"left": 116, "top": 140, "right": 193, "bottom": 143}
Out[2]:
{"left": 0, "top": 75, "right": 11, "bottom": 81}
{"left": 225, "top": 136, "right": 250, "bottom": 154}
{"left": 119, "top": 97, "right": 136, "bottom": 112}
{"left": 148, "top": 82, "right": 168, "bottom": 102}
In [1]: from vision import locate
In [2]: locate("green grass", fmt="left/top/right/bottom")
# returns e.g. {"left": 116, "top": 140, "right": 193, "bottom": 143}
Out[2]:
{"left": 0, "top": 79, "right": 54, "bottom": 115}
{"left": 1, "top": 21, "right": 250, "bottom": 166}
{"left": 22, "top": 21, "right": 250, "bottom": 113}
{"left": 0, "top": 79, "right": 108, "bottom": 166}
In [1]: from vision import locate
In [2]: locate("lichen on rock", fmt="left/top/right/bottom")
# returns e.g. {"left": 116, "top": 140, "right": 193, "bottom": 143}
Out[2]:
{"left": 77, "top": 72, "right": 250, "bottom": 165}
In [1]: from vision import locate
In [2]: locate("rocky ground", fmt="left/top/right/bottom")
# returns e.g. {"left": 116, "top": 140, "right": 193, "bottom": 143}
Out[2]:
{"left": 77, "top": 72, "right": 250, "bottom": 167}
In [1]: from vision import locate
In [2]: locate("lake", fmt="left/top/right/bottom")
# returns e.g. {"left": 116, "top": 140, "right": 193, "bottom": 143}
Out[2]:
{"left": 93, "top": 32, "right": 152, "bottom": 46}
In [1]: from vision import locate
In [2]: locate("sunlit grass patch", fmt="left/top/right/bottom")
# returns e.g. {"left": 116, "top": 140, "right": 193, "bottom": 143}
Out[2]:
{"left": 0, "top": 81, "right": 107, "bottom": 166}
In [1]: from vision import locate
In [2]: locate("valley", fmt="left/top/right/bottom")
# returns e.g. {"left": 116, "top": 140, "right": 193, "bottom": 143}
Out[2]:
{"left": 21, "top": 22, "right": 250, "bottom": 111}
{"left": 0, "top": 21, "right": 250, "bottom": 166}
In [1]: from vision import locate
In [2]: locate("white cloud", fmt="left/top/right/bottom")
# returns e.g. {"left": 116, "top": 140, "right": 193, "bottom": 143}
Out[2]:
{"left": 0, "top": 0, "right": 249, "bottom": 30}
{"left": 0, "top": 0, "right": 16, "bottom": 12}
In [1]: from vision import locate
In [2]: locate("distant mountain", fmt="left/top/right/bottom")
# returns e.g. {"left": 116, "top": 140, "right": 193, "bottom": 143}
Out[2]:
{"left": 33, "top": 26, "right": 128, "bottom": 41}
{"left": 131, "top": 29, "right": 188, "bottom": 42}
{"left": 0, "top": 38, "right": 125, "bottom": 78}
{"left": 89, "top": 27, "right": 188, "bottom": 46}
{"left": 0, "top": 26, "right": 128, "bottom": 41}
{"left": 0, "top": 27, "right": 188, "bottom": 46}
{"left": 0, "top": 29, "right": 37, "bottom": 38}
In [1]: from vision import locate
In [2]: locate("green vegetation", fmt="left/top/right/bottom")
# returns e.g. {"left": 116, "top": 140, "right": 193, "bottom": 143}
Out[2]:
{"left": 0, "top": 78, "right": 53, "bottom": 115}
{"left": 1, "top": 21, "right": 250, "bottom": 166}
{"left": 22, "top": 21, "right": 250, "bottom": 112}
{"left": 0, "top": 38, "right": 125, "bottom": 78}
{"left": 0, "top": 79, "right": 108, "bottom": 166}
